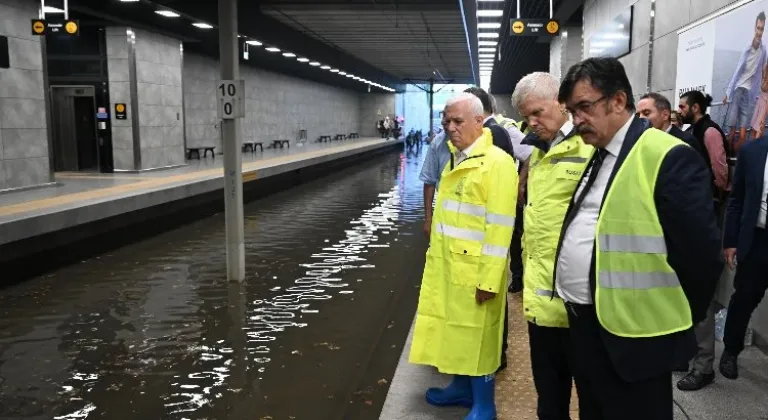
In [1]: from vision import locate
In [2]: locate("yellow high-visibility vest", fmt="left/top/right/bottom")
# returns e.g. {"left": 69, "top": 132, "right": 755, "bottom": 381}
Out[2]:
{"left": 595, "top": 128, "right": 692, "bottom": 337}
{"left": 523, "top": 134, "right": 594, "bottom": 327}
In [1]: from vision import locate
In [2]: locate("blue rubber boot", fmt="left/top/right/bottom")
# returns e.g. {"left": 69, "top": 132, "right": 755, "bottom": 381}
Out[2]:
{"left": 425, "top": 375, "right": 473, "bottom": 408}
{"left": 465, "top": 374, "right": 497, "bottom": 420}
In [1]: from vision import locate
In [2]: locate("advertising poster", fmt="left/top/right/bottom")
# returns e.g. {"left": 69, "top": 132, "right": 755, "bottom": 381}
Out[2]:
{"left": 676, "top": 0, "right": 768, "bottom": 128}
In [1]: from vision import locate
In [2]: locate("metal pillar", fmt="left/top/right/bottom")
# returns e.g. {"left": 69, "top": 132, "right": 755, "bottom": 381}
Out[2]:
{"left": 218, "top": 0, "right": 245, "bottom": 282}
{"left": 428, "top": 77, "right": 434, "bottom": 135}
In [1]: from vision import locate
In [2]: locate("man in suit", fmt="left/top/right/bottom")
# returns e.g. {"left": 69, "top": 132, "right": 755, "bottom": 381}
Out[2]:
{"left": 637, "top": 92, "right": 709, "bottom": 163}
{"left": 555, "top": 57, "right": 723, "bottom": 419}
{"left": 720, "top": 135, "right": 768, "bottom": 380}
{"left": 464, "top": 86, "right": 515, "bottom": 372}
{"left": 464, "top": 87, "right": 515, "bottom": 158}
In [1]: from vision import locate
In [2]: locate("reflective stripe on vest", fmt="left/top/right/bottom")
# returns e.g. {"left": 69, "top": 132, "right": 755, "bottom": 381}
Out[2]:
{"left": 595, "top": 128, "right": 692, "bottom": 338}
{"left": 435, "top": 223, "right": 508, "bottom": 258}
{"left": 534, "top": 288, "right": 559, "bottom": 298}
{"left": 443, "top": 199, "right": 516, "bottom": 227}
{"left": 550, "top": 156, "right": 589, "bottom": 164}
{"left": 436, "top": 223, "right": 484, "bottom": 242}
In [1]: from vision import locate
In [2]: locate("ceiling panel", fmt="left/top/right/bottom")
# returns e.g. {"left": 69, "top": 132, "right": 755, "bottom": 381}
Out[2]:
{"left": 261, "top": 1, "right": 473, "bottom": 82}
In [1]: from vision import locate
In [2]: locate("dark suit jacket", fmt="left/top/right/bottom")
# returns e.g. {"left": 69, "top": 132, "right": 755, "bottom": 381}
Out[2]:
{"left": 562, "top": 116, "right": 723, "bottom": 383}
{"left": 723, "top": 137, "right": 768, "bottom": 261}
{"left": 484, "top": 117, "right": 515, "bottom": 159}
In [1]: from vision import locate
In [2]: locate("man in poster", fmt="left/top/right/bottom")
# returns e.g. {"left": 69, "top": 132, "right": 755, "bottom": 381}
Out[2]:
{"left": 723, "top": 11, "right": 766, "bottom": 155}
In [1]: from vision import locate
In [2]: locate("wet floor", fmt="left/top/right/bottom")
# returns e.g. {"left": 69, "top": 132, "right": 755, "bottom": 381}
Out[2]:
{"left": 0, "top": 146, "right": 429, "bottom": 420}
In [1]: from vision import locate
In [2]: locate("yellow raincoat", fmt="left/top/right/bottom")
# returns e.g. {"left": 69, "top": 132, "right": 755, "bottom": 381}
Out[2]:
{"left": 409, "top": 128, "right": 519, "bottom": 376}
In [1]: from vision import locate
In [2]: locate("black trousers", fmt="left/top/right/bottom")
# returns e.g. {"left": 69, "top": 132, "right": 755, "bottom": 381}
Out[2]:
{"left": 565, "top": 304, "right": 673, "bottom": 420}
{"left": 510, "top": 203, "right": 525, "bottom": 283}
{"left": 724, "top": 228, "right": 768, "bottom": 356}
{"left": 528, "top": 322, "right": 574, "bottom": 420}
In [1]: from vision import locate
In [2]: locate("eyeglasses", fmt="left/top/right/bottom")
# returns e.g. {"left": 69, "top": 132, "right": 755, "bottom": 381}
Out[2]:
{"left": 566, "top": 96, "right": 607, "bottom": 118}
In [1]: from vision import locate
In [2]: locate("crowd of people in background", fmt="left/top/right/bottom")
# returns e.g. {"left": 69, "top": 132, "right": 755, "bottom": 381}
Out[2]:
{"left": 411, "top": 55, "right": 768, "bottom": 420}
{"left": 377, "top": 115, "right": 402, "bottom": 139}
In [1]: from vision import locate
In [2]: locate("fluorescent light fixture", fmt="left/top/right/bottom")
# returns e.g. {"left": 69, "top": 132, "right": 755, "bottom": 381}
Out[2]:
{"left": 477, "top": 23, "right": 501, "bottom": 30}
{"left": 309, "top": 61, "right": 321, "bottom": 66}
{"left": 43, "top": 6, "right": 65, "bottom": 13}
{"left": 479, "top": 54, "right": 495, "bottom": 58}
{"left": 339, "top": 71, "right": 347, "bottom": 76}
{"left": 346, "top": 74, "right": 354, "bottom": 77}
{"left": 477, "top": 10, "right": 503, "bottom": 17}
{"left": 330, "top": 68, "right": 339, "bottom": 73}
{"left": 265, "top": 47, "right": 281, "bottom": 52}
{"left": 478, "top": 32, "right": 499, "bottom": 38}
{"left": 321, "top": 65, "right": 331, "bottom": 70}
{"left": 297, "top": 57, "right": 310, "bottom": 62}
{"left": 193, "top": 23, "right": 213, "bottom": 29}
{"left": 246, "top": 40, "right": 262, "bottom": 46}
{"left": 478, "top": 40, "right": 498, "bottom": 46}
{"left": 120, "top": 0, "right": 140, "bottom": 2}
{"left": 155, "top": 10, "right": 180, "bottom": 17}
{"left": 478, "top": 47, "right": 496, "bottom": 53}
{"left": 283, "top": 52, "right": 296, "bottom": 57}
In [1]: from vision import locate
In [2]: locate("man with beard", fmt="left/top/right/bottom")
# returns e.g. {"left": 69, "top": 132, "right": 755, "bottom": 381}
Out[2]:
{"left": 675, "top": 91, "right": 730, "bottom": 391}
{"left": 678, "top": 91, "right": 729, "bottom": 213}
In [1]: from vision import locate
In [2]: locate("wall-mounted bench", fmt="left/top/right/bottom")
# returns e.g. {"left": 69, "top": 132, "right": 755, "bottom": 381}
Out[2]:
{"left": 348, "top": 133, "right": 359, "bottom": 139}
{"left": 271, "top": 139, "right": 290, "bottom": 149}
{"left": 317, "top": 135, "right": 332, "bottom": 143}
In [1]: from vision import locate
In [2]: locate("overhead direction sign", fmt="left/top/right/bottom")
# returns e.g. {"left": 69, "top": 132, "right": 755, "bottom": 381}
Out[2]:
{"left": 510, "top": 19, "right": 560, "bottom": 36}
{"left": 31, "top": 19, "right": 80, "bottom": 36}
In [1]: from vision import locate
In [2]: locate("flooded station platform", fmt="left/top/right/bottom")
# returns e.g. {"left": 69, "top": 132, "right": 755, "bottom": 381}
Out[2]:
{"left": 1, "top": 144, "right": 767, "bottom": 420}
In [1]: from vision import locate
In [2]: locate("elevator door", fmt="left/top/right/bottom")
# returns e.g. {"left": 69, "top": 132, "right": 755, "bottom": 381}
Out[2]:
{"left": 51, "top": 86, "right": 99, "bottom": 172}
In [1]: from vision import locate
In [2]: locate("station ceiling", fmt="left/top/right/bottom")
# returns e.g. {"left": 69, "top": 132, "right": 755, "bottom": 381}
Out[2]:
{"left": 62, "top": 0, "right": 581, "bottom": 95}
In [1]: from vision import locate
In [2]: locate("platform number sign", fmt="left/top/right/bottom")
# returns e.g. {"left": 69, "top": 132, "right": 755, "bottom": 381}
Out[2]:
{"left": 217, "top": 80, "right": 245, "bottom": 120}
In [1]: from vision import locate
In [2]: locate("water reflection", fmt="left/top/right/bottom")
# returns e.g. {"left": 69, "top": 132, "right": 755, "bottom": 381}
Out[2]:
{"left": 0, "top": 148, "right": 427, "bottom": 419}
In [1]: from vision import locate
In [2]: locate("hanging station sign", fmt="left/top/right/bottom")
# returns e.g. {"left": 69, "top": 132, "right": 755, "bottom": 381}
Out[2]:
{"left": 510, "top": 19, "right": 560, "bottom": 36}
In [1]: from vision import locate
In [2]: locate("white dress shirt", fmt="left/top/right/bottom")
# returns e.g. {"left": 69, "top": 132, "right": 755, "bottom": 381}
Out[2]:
{"left": 455, "top": 135, "right": 481, "bottom": 165}
{"left": 556, "top": 116, "right": 634, "bottom": 304}
{"left": 551, "top": 119, "right": 575, "bottom": 149}
{"left": 758, "top": 152, "right": 768, "bottom": 228}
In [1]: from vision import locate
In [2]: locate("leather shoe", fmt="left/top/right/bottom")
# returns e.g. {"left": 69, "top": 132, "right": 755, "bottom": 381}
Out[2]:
{"left": 676, "top": 370, "right": 714, "bottom": 391}
{"left": 719, "top": 351, "right": 739, "bottom": 379}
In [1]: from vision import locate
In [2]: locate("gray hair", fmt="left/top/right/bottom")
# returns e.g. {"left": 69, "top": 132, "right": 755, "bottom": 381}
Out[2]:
{"left": 445, "top": 92, "right": 484, "bottom": 117}
{"left": 511, "top": 72, "right": 561, "bottom": 111}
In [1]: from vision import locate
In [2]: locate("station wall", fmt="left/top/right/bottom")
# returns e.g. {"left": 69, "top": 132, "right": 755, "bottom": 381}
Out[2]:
{"left": 583, "top": 0, "right": 742, "bottom": 104}
{"left": 183, "top": 53, "right": 361, "bottom": 149}
{"left": 0, "top": 0, "right": 50, "bottom": 190}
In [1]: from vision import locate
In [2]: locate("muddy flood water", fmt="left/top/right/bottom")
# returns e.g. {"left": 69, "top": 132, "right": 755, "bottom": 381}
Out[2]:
{"left": 0, "top": 148, "right": 428, "bottom": 420}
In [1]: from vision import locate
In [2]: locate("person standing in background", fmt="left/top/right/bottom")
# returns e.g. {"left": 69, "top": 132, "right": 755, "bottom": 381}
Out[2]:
{"left": 679, "top": 91, "right": 729, "bottom": 212}
{"left": 720, "top": 133, "right": 768, "bottom": 381}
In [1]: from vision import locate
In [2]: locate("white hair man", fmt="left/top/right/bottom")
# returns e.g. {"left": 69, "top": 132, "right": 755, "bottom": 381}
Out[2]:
{"left": 409, "top": 92, "right": 518, "bottom": 419}
{"left": 511, "top": 71, "right": 595, "bottom": 419}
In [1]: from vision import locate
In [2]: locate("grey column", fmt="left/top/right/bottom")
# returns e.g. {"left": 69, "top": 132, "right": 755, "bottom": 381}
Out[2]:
{"left": 646, "top": 0, "right": 657, "bottom": 93}
{"left": 218, "top": 0, "right": 245, "bottom": 282}
{"left": 127, "top": 28, "right": 141, "bottom": 170}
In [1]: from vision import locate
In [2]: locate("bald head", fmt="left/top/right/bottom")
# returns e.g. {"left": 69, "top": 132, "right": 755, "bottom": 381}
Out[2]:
{"left": 443, "top": 92, "right": 485, "bottom": 151}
